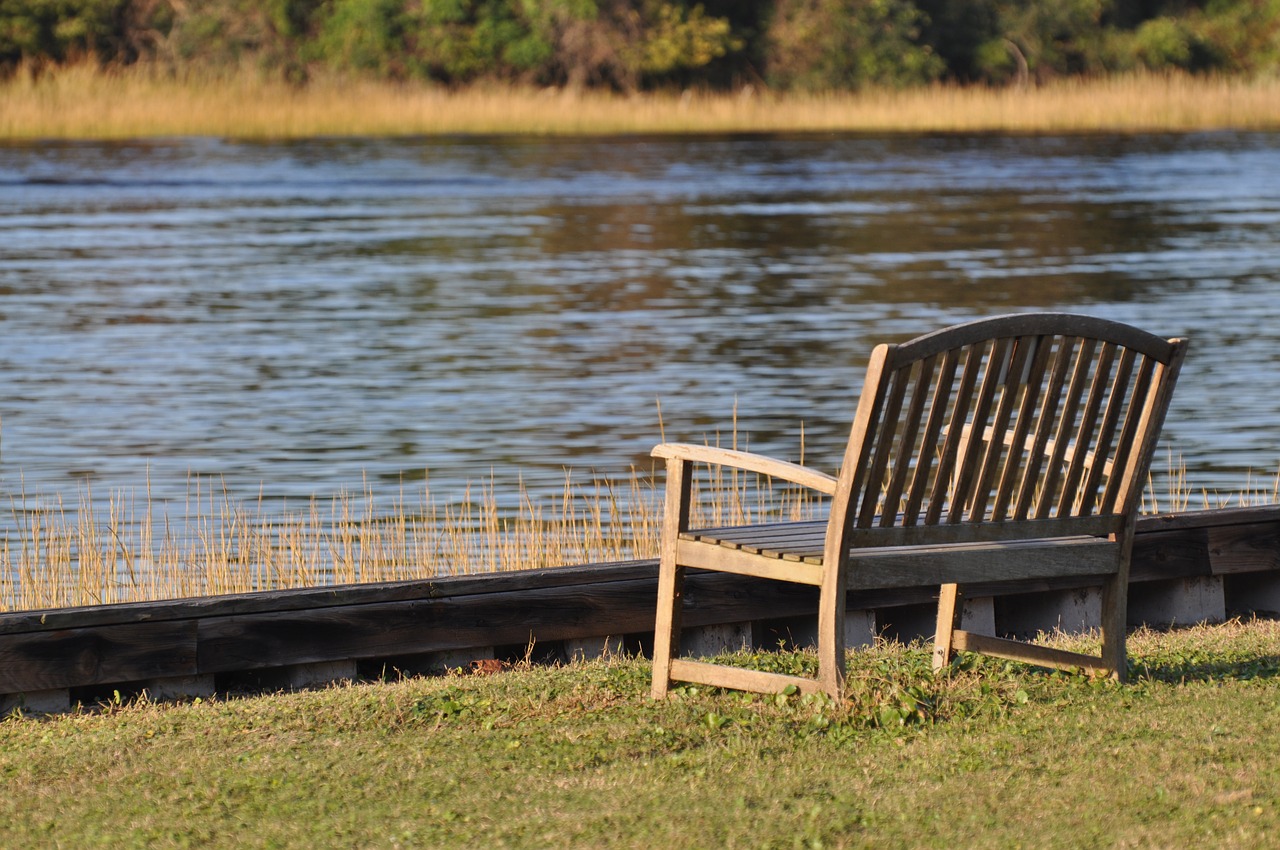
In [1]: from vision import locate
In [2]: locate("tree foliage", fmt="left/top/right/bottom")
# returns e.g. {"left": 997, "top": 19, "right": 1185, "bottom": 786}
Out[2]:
{"left": 2, "top": 0, "right": 1279, "bottom": 89}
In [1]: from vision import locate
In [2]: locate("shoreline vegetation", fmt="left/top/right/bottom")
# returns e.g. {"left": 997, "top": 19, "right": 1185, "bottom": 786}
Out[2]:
{"left": 5, "top": 0, "right": 1280, "bottom": 140}
{"left": 2, "top": 450, "right": 1275, "bottom": 613}
{"left": 4, "top": 69, "right": 1280, "bottom": 140}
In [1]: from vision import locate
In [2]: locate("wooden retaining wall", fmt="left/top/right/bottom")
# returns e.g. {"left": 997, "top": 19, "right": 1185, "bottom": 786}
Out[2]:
{"left": 3, "top": 506, "right": 1280, "bottom": 712}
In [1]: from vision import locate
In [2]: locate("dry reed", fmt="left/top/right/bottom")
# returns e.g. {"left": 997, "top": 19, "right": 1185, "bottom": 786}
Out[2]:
{"left": 3, "top": 66, "right": 1280, "bottom": 140}
{"left": 0, "top": 455, "right": 827, "bottom": 612}
{"left": 3, "top": 440, "right": 1265, "bottom": 614}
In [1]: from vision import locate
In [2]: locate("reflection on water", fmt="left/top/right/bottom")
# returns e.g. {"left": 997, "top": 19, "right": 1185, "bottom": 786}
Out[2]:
{"left": 1, "top": 132, "right": 1279, "bottom": 522}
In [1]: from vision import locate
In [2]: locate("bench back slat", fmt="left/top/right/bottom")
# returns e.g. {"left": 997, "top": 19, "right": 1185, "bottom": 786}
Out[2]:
{"left": 1056, "top": 340, "right": 1118, "bottom": 517}
{"left": 1013, "top": 335, "right": 1076, "bottom": 520}
{"left": 829, "top": 314, "right": 1187, "bottom": 551}
{"left": 1078, "top": 346, "right": 1137, "bottom": 514}
{"left": 991, "top": 334, "right": 1055, "bottom": 519}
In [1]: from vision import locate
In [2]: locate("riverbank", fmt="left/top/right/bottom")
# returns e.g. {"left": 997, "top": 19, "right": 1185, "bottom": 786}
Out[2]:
{"left": 4, "top": 68, "right": 1280, "bottom": 140}
{"left": 3, "top": 619, "right": 1279, "bottom": 847}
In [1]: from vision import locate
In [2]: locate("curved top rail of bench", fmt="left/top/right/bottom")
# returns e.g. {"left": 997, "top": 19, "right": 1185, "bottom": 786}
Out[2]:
{"left": 886, "top": 312, "right": 1186, "bottom": 366}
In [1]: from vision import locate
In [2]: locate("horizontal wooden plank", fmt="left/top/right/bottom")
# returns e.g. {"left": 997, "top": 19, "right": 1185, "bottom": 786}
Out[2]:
{"left": 677, "top": 539, "right": 824, "bottom": 585}
{"left": 0, "top": 620, "right": 196, "bottom": 693}
{"left": 1135, "top": 505, "right": 1280, "bottom": 533}
{"left": 0, "top": 559, "right": 658, "bottom": 636}
{"left": 847, "top": 515, "right": 1124, "bottom": 548}
{"left": 1208, "top": 521, "right": 1280, "bottom": 574}
{"left": 667, "top": 659, "right": 824, "bottom": 695}
{"left": 196, "top": 577, "right": 665, "bottom": 673}
{"left": 1129, "top": 527, "right": 1211, "bottom": 582}
{"left": 952, "top": 630, "right": 1110, "bottom": 674}
{"left": 846, "top": 537, "right": 1120, "bottom": 590}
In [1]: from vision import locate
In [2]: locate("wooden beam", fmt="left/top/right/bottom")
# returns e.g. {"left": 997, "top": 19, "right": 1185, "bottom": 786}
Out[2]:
{"left": 952, "top": 631, "right": 1109, "bottom": 674}
{"left": 0, "top": 621, "right": 196, "bottom": 692}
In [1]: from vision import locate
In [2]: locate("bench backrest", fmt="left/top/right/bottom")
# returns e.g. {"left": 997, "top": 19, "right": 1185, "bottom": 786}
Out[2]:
{"left": 828, "top": 314, "right": 1188, "bottom": 550}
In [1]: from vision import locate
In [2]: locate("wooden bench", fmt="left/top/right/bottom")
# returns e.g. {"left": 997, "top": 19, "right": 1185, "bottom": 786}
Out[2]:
{"left": 651, "top": 313, "right": 1188, "bottom": 698}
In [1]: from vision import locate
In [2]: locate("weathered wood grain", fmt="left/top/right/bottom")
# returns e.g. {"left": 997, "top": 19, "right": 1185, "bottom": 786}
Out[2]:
{"left": 1208, "top": 521, "right": 1280, "bottom": 574}
{"left": 0, "top": 621, "right": 196, "bottom": 692}
{"left": 0, "top": 559, "right": 658, "bottom": 636}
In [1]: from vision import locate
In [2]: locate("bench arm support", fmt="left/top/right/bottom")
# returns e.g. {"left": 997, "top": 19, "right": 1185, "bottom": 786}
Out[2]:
{"left": 652, "top": 443, "right": 838, "bottom": 496}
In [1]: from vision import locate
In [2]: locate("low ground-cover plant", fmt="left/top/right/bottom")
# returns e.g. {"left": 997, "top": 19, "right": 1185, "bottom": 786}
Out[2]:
{"left": 2, "top": 619, "right": 1279, "bottom": 847}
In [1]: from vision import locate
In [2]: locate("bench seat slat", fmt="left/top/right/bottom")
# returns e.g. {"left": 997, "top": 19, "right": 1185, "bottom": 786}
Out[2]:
{"left": 676, "top": 539, "right": 825, "bottom": 585}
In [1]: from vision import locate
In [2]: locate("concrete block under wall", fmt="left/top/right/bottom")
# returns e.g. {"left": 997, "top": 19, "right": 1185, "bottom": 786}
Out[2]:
{"left": 845, "top": 609, "right": 877, "bottom": 648}
{"left": 249, "top": 659, "right": 358, "bottom": 692}
{"left": 755, "top": 609, "right": 879, "bottom": 651}
{"left": 564, "top": 635, "right": 627, "bottom": 662}
{"left": 996, "top": 587, "right": 1102, "bottom": 639}
{"left": 682, "top": 621, "right": 753, "bottom": 658}
{"left": 1224, "top": 572, "right": 1280, "bottom": 618}
{"left": 876, "top": 603, "right": 937, "bottom": 644}
{"left": 1, "top": 688, "right": 71, "bottom": 715}
{"left": 357, "top": 647, "right": 498, "bottom": 680}
{"left": 144, "top": 675, "right": 216, "bottom": 702}
{"left": 960, "top": 596, "right": 996, "bottom": 637}
{"left": 1128, "top": 576, "right": 1226, "bottom": 628}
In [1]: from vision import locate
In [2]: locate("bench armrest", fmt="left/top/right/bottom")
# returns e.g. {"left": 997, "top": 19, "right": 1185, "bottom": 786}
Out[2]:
{"left": 652, "top": 443, "right": 838, "bottom": 496}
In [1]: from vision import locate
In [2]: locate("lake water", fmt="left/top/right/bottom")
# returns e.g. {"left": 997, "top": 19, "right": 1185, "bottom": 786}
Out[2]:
{"left": 2, "top": 132, "right": 1279, "bottom": 525}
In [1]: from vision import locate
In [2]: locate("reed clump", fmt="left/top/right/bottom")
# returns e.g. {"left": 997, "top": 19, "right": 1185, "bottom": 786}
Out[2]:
{"left": 0, "top": 457, "right": 825, "bottom": 612}
{"left": 2, "top": 440, "right": 1269, "bottom": 613}
{"left": 3, "top": 66, "right": 1280, "bottom": 140}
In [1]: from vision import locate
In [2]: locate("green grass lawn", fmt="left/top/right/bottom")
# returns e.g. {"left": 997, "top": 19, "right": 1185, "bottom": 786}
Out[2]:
{"left": 4, "top": 619, "right": 1280, "bottom": 848}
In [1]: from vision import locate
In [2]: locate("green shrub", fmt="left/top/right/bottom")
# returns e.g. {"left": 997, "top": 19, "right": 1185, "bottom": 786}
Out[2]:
{"left": 0, "top": 0, "right": 135, "bottom": 69}
{"left": 1133, "top": 16, "right": 1195, "bottom": 70}
{"left": 763, "top": 0, "right": 944, "bottom": 91}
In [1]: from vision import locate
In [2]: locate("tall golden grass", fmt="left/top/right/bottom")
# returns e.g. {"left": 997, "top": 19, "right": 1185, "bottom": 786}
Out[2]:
{"left": 3, "top": 65, "right": 1280, "bottom": 139}
{"left": 2, "top": 444, "right": 1270, "bottom": 613}
{"left": 0, "top": 460, "right": 826, "bottom": 612}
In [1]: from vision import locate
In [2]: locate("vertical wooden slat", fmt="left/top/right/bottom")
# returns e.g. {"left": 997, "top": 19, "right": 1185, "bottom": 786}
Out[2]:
{"left": 857, "top": 366, "right": 911, "bottom": 528}
{"left": 880, "top": 357, "right": 937, "bottom": 527}
{"left": 968, "top": 335, "right": 1036, "bottom": 522}
{"left": 926, "top": 344, "right": 984, "bottom": 525}
{"left": 651, "top": 456, "right": 693, "bottom": 699}
{"left": 903, "top": 350, "right": 958, "bottom": 527}
{"left": 949, "top": 338, "right": 1010, "bottom": 524}
{"left": 992, "top": 335, "right": 1054, "bottom": 520}
{"left": 1079, "top": 348, "right": 1138, "bottom": 514}
{"left": 839, "top": 344, "right": 895, "bottom": 534}
{"left": 1014, "top": 336, "right": 1076, "bottom": 520}
{"left": 1036, "top": 338, "right": 1098, "bottom": 519}
{"left": 1057, "top": 342, "right": 1118, "bottom": 517}
{"left": 1100, "top": 357, "right": 1156, "bottom": 514}
{"left": 1109, "top": 341, "right": 1188, "bottom": 517}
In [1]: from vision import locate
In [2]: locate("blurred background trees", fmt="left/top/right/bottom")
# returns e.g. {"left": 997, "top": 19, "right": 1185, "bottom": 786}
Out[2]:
{"left": 2, "top": 0, "right": 1278, "bottom": 88}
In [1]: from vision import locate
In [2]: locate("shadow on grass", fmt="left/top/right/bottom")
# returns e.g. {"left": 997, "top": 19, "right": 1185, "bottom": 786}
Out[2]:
{"left": 1134, "top": 654, "right": 1280, "bottom": 684}
{"left": 1130, "top": 618, "right": 1280, "bottom": 684}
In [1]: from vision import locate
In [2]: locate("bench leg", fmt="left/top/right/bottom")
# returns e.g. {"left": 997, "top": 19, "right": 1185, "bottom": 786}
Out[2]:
{"left": 817, "top": 569, "right": 847, "bottom": 698}
{"left": 653, "top": 457, "right": 694, "bottom": 699}
{"left": 651, "top": 556, "right": 685, "bottom": 699}
{"left": 1101, "top": 572, "right": 1128, "bottom": 683}
{"left": 933, "top": 583, "right": 962, "bottom": 671}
